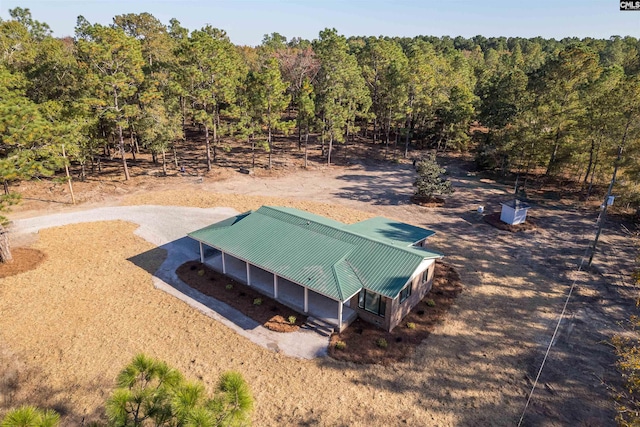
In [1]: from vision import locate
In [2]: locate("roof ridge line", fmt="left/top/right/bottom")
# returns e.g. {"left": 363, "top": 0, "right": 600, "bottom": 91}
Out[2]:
{"left": 263, "top": 206, "right": 435, "bottom": 259}
{"left": 330, "top": 262, "right": 345, "bottom": 301}
{"left": 344, "top": 259, "right": 369, "bottom": 292}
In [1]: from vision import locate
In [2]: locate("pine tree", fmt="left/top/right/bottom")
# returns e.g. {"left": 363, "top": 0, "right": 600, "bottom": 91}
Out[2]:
{"left": 75, "top": 22, "right": 145, "bottom": 180}
{"left": 251, "top": 57, "right": 292, "bottom": 169}
{"left": 0, "top": 406, "right": 59, "bottom": 427}
{"left": 106, "top": 354, "right": 253, "bottom": 427}
{"left": 177, "top": 26, "right": 245, "bottom": 171}
{"left": 297, "top": 78, "right": 315, "bottom": 167}
{"left": 313, "top": 29, "right": 370, "bottom": 165}
{"left": 413, "top": 154, "right": 454, "bottom": 200}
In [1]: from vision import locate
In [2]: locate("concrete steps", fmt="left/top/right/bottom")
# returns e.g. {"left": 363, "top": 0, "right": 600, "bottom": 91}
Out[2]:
{"left": 302, "top": 316, "right": 335, "bottom": 337}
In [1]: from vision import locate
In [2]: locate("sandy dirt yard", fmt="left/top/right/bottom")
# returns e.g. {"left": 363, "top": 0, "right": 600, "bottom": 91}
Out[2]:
{"left": 1, "top": 157, "right": 638, "bottom": 426}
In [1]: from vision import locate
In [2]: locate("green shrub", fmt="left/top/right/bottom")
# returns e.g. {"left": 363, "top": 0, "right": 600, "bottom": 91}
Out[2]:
{"left": 288, "top": 315, "right": 297, "bottom": 324}
{"left": 225, "top": 284, "right": 233, "bottom": 290}
{"left": 253, "top": 298, "right": 263, "bottom": 306}
{"left": 426, "top": 299, "right": 436, "bottom": 307}
{"left": 376, "top": 338, "right": 388, "bottom": 349}
{"left": 197, "top": 269, "right": 205, "bottom": 277}
{"left": 407, "top": 322, "right": 416, "bottom": 329}
{"left": 335, "top": 341, "right": 346, "bottom": 350}
{"left": 413, "top": 154, "right": 454, "bottom": 199}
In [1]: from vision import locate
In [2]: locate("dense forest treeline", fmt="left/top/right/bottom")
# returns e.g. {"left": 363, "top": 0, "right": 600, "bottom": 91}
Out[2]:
{"left": 2, "top": 7, "right": 640, "bottom": 209}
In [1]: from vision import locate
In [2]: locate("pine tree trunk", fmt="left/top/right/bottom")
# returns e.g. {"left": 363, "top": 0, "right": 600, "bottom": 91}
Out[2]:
{"left": 130, "top": 130, "right": 137, "bottom": 162}
{"left": 181, "top": 96, "right": 186, "bottom": 138}
{"left": 394, "top": 124, "right": 399, "bottom": 159}
{"left": 173, "top": 144, "right": 179, "bottom": 168}
{"left": 546, "top": 128, "right": 561, "bottom": 176}
{"left": 304, "top": 125, "right": 309, "bottom": 168}
{"left": 117, "top": 124, "right": 131, "bottom": 181}
{"left": 212, "top": 120, "right": 218, "bottom": 163}
{"left": 584, "top": 137, "right": 599, "bottom": 185}
{"left": 268, "top": 124, "right": 273, "bottom": 169}
{"left": 251, "top": 135, "right": 255, "bottom": 169}
{"left": 327, "top": 134, "right": 333, "bottom": 165}
{"left": 404, "top": 114, "right": 412, "bottom": 159}
{"left": 385, "top": 116, "right": 391, "bottom": 159}
{"left": 3, "top": 180, "right": 8, "bottom": 195}
{"left": 213, "top": 107, "right": 220, "bottom": 163}
{"left": 373, "top": 119, "right": 377, "bottom": 143}
{"left": 0, "top": 224, "right": 12, "bottom": 264}
{"left": 62, "top": 144, "right": 76, "bottom": 205}
{"left": 205, "top": 124, "right": 212, "bottom": 171}
{"left": 321, "top": 115, "right": 326, "bottom": 156}
{"left": 161, "top": 149, "right": 167, "bottom": 176}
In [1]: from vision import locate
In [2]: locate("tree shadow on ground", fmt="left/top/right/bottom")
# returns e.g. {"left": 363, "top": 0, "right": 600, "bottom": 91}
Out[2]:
{"left": 0, "top": 355, "right": 111, "bottom": 425}
{"left": 333, "top": 162, "right": 417, "bottom": 206}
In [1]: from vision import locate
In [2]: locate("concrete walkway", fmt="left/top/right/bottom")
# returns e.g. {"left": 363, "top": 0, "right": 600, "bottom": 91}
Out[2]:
{"left": 10, "top": 206, "right": 330, "bottom": 359}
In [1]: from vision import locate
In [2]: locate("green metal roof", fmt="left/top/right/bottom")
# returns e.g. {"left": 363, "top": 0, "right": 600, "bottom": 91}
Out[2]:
{"left": 188, "top": 206, "right": 442, "bottom": 301}
{"left": 343, "top": 216, "right": 436, "bottom": 247}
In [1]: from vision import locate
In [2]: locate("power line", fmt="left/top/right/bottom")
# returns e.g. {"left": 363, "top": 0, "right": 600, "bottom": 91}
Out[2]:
{"left": 517, "top": 242, "right": 591, "bottom": 426}
{"left": 519, "top": 132, "right": 628, "bottom": 425}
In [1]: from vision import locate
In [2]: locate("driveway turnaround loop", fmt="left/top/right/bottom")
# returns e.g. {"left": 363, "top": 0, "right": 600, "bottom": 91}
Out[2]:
{"left": 11, "top": 205, "right": 330, "bottom": 359}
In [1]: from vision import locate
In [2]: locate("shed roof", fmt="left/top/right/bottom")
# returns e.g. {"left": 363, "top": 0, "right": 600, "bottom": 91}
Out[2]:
{"left": 188, "top": 206, "right": 442, "bottom": 301}
{"left": 501, "top": 199, "right": 531, "bottom": 210}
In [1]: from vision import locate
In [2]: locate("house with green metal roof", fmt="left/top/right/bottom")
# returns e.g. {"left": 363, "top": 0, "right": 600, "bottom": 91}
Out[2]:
{"left": 188, "top": 206, "right": 443, "bottom": 332}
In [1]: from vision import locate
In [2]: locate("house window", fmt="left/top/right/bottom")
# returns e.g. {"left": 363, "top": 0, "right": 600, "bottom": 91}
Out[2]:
{"left": 358, "top": 289, "right": 386, "bottom": 317}
{"left": 421, "top": 269, "right": 429, "bottom": 283}
{"left": 400, "top": 283, "right": 412, "bottom": 303}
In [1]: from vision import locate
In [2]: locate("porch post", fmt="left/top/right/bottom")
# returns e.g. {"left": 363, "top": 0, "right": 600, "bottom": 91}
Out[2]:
{"left": 246, "top": 262, "right": 251, "bottom": 286}
{"left": 273, "top": 274, "right": 278, "bottom": 298}
{"left": 221, "top": 251, "right": 226, "bottom": 274}
{"left": 338, "top": 302, "right": 343, "bottom": 332}
{"left": 199, "top": 242, "right": 204, "bottom": 263}
{"left": 304, "top": 287, "right": 308, "bottom": 313}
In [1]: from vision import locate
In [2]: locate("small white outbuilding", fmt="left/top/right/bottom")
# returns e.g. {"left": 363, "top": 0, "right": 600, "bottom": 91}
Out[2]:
{"left": 500, "top": 199, "right": 531, "bottom": 225}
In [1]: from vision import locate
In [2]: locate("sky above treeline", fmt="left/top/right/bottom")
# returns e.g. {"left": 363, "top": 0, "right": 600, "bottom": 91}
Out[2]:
{"left": 1, "top": 0, "right": 638, "bottom": 46}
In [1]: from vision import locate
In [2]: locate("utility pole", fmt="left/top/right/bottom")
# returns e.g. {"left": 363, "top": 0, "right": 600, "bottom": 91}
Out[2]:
{"left": 588, "top": 123, "right": 628, "bottom": 266}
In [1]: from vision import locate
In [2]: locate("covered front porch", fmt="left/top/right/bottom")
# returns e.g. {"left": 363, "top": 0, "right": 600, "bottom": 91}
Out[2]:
{"left": 197, "top": 242, "right": 357, "bottom": 332}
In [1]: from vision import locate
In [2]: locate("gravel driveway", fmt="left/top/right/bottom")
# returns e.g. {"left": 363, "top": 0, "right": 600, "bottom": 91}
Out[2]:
{"left": 10, "top": 205, "right": 330, "bottom": 359}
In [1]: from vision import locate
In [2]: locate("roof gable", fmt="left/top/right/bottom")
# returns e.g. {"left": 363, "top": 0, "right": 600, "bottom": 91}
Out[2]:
{"left": 188, "top": 206, "right": 442, "bottom": 300}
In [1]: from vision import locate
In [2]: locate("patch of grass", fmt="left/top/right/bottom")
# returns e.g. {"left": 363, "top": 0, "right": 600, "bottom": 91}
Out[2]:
{"left": 225, "top": 284, "right": 233, "bottom": 290}
{"left": 253, "top": 298, "right": 263, "bottom": 306}
{"left": 406, "top": 322, "right": 416, "bottom": 329}
{"left": 376, "top": 338, "right": 388, "bottom": 349}
{"left": 197, "top": 269, "right": 205, "bottom": 277}
{"left": 426, "top": 299, "right": 436, "bottom": 307}
{"left": 288, "top": 315, "right": 297, "bottom": 325}
{"left": 335, "top": 341, "right": 346, "bottom": 350}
